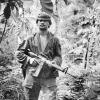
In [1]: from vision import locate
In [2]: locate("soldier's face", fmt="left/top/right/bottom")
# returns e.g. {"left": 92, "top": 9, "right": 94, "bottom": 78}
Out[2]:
{"left": 37, "top": 20, "right": 50, "bottom": 30}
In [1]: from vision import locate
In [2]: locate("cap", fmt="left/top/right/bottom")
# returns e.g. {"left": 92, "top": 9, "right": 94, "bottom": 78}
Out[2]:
{"left": 36, "top": 12, "right": 52, "bottom": 25}
{"left": 37, "top": 12, "right": 51, "bottom": 20}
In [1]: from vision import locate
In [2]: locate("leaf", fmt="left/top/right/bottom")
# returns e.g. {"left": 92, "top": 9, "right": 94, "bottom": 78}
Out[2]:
{"left": 0, "top": 0, "right": 5, "bottom": 3}
{"left": 12, "top": 2, "right": 19, "bottom": 14}
{"left": 16, "top": 0, "right": 23, "bottom": 8}
{"left": 4, "top": 3, "right": 11, "bottom": 19}
{"left": 10, "top": 2, "right": 15, "bottom": 10}
{"left": 63, "top": 0, "right": 69, "bottom": 5}
{"left": 83, "top": 0, "right": 95, "bottom": 8}
{"left": 84, "top": 0, "right": 95, "bottom": 5}
{"left": 68, "top": 46, "right": 83, "bottom": 55}
{"left": 0, "top": 3, "right": 1, "bottom": 10}
{"left": 0, "top": 19, "right": 7, "bottom": 44}
{"left": 40, "top": 0, "right": 53, "bottom": 15}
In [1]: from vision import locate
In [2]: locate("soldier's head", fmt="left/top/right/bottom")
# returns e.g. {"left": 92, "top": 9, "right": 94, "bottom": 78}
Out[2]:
{"left": 36, "top": 12, "right": 52, "bottom": 30}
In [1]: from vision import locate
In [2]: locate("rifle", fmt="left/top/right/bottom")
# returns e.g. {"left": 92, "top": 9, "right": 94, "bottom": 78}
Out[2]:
{"left": 28, "top": 52, "right": 78, "bottom": 78}
{"left": 28, "top": 52, "right": 66, "bottom": 77}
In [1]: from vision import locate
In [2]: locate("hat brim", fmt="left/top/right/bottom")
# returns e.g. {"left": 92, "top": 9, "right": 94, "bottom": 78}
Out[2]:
{"left": 37, "top": 18, "right": 51, "bottom": 21}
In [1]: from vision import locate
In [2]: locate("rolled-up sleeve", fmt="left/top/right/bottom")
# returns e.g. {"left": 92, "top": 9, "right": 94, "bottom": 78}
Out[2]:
{"left": 16, "top": 39, "right": 30, "bottom": 64}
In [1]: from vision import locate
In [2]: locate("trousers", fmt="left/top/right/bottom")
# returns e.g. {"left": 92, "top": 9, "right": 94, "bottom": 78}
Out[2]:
{"left": 22, "top": 67, "right": 57, "bottom": 100}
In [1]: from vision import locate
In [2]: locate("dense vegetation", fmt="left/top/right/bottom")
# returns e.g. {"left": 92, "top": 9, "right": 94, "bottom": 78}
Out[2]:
{"left": 1, "top": 0, "right": 100, "bottom": 100}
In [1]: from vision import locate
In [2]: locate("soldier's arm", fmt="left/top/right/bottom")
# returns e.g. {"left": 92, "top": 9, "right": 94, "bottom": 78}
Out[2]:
{"left": 53, "top": 38, "right": 62, "bottom": 66}
{"left": 16, "top": 39, "right": 30, "bottom": 64}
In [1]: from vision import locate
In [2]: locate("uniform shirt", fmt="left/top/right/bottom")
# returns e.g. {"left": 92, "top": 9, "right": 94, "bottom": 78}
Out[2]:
{"left": 16, "top": 32, "right": 62, "bottom": 78}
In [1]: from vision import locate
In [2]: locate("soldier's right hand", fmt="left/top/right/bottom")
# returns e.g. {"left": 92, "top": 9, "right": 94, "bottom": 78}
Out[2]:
{"left": 29, "top": 58, "right": 35, "bottom": 64}
{"left": 29, "top": 58, "right": 39, "bottom": 67}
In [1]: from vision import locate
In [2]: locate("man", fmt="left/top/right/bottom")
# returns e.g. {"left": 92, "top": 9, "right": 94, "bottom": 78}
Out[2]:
{"left": 16, "top": 12, "right": 62, "bottom": 100}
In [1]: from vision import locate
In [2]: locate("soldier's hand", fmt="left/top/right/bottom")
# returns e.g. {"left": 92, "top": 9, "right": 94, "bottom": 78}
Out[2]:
{"left": 29, "top": 58, "right": 39, "bottom": 67}
{"left": 29, "top": 58, "right": 35, "bottom": 64}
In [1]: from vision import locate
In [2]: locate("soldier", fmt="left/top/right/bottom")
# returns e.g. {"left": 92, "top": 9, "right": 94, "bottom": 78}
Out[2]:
{"left": 16, "top": 12, "right": 62, "bottom": 100}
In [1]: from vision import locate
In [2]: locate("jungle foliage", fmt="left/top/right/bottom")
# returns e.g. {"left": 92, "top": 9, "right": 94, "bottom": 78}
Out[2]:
{"left": 0, "top": 0, "right": 100, "bottom": 100}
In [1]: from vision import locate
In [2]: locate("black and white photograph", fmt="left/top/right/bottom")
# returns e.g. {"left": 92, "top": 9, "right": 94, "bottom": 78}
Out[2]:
{"left": 1, "top": 0, "right": 100, "bottom": 100}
